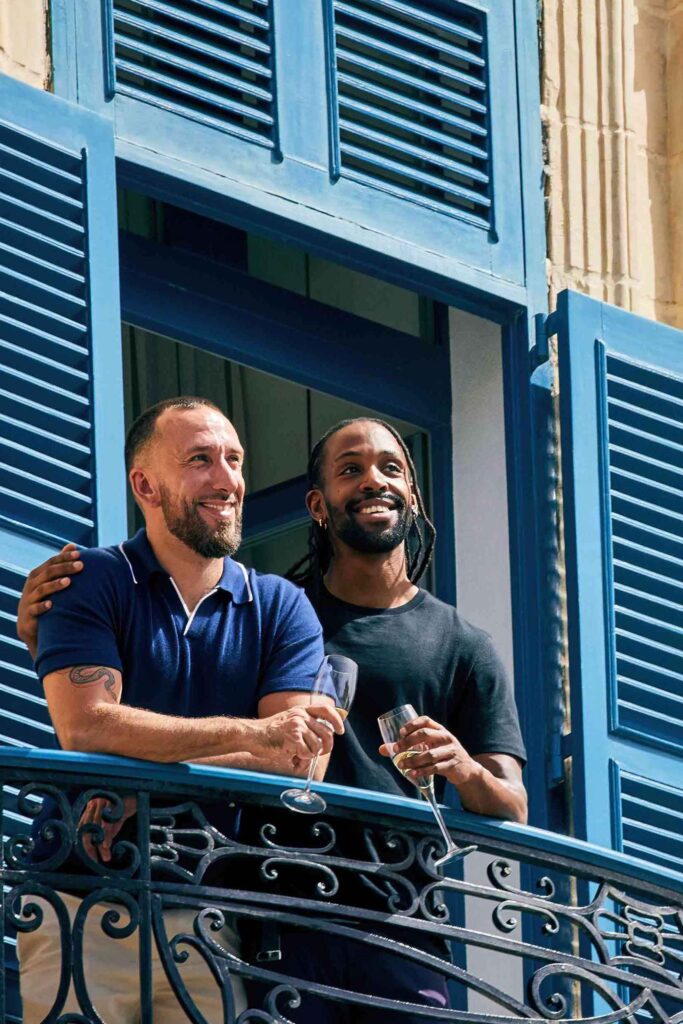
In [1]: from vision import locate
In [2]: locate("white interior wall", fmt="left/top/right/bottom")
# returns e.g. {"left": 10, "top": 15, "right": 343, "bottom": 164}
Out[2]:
{"left": 449, "top": 307, "right": 523, "bottom": 1011}
{"left": 449, "top": 309, "right": 514, "bottom": 675}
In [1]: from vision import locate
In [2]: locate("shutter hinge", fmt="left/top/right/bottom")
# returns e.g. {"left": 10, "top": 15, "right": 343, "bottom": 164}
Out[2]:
{"left": 548, "top": 731, "right": 571, "bottom": 789}
{"left": 530, "top": 313, "right": 550, "bottom": 369}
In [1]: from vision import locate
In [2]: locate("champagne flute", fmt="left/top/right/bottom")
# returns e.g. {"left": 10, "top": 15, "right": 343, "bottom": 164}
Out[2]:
{"left": 281, "top": 654, "right": 357, "bottom": 814}
{"left": 378, "top": 704, "right": 461, "bottom": 868}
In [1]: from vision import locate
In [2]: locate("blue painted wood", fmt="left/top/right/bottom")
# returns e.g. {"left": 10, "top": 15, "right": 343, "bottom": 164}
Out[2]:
{"left": 118, "top": 148, "right": 527, "bottom": 317}
{"left": 325, "top": 0, "right": 494, "bottom": 231}
{"left": 55, "top": 0, "right": 527, "bottom": 297}
{"left": 512, "top": 0, "right": 548, "bottom": 320}
{"left": 242, "top": 475, "right": 309, "bottom": 540}
{"left": 102, "top": 0, "right": 116, "bottom": 100}
{"left": 118, "top": 232, "right": 451, "bottom": 431}
{"left": 555, "top": 289, "right": 683, "bottom": 853}
{"left": 502, "top": 313, "right": 554, "bottom": 831}
{"left": 0, "top": 74, "right": 126, "bottom": 552}
{"left": 0, "top": 75, "right": 126, "bottom": 816}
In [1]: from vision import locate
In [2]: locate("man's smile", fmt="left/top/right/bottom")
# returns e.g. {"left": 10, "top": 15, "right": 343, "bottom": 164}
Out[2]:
{"left": 350, "top": 496, "right": 401, "bottom": 520}
{"left": 197, "top": 500, "right": 238, "bottom": 522}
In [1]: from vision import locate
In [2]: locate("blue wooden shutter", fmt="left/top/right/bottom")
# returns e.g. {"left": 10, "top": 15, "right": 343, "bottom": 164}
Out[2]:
{"left": 0, "top": 75, "right": 127, "bottom": 756}
{"left": 553, "top": 290, "right": 683, "bottom": 873}
{"left": 109, "top": 0, "right": 279, "bottom": 150}
{"left": 327, "top": 0, "right": 493, "bottom": 231}
{"left": 64, "top": 0, "right": 526, "bottom": 294}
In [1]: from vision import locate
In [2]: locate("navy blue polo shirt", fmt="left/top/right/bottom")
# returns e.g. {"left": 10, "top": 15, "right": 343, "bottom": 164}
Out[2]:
{"left": 36, "top": 529, "right": 324, "bottom": 719}
{"left": 32, "top": 530, "right": 324, "bottom": 870}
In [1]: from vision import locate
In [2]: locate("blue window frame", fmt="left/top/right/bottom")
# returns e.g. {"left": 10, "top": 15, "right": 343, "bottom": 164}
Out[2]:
{"left": 553, "top": 290, "right": 683, "bottom": 865}
{"left": 51, "top": 0, "right": 531, "bottom": 303}
{"left": 118, "top": 230, "right": 457, "bottom": 603}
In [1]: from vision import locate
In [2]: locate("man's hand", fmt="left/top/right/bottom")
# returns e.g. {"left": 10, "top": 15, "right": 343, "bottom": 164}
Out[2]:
{"left": 17, "top": 544, "right": 83, "bottom": 660}
{"left": 379, "top": 716, "right": 479, "bottom": 786}
{"left": 379, "top": 715, "right": 527, "bottom": 823}
{"left": 79, "top": 794, "right": 137, "bottom": 863}
{"left": 257, "top": 703, "right": 345, "bottom": 766}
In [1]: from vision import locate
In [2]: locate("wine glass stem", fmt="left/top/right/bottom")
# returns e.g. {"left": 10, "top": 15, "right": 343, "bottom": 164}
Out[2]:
{"left": 301, "top": 752, "right": 320, "bottom": 795}
{"left": 425, "top": 787, "right": 457, "bottom": 854}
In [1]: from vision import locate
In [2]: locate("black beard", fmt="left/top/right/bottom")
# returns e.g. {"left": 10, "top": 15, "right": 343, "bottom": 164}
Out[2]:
{"left": 329, "top": 493, "right": 410, "bottom": 554}
{"left": 159, "top": 486, "right": 242, "bottom": 559}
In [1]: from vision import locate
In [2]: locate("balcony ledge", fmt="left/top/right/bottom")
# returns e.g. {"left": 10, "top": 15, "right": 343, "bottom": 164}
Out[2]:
{"left": 1, "top": 748, "right": 682, "bottom": 1023}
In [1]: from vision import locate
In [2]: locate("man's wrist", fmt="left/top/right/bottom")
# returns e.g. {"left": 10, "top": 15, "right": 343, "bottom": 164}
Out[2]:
{"left": 236, "top": 716, "right": 267, "bottom": 754}
{"left": 446, "top": 757, "right": 484, "bottom": 790}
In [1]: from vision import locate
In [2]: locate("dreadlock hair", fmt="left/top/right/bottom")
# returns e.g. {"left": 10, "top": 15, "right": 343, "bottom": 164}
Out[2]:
{"left": 286, "top": 417, "right": 436, "bottom": 601}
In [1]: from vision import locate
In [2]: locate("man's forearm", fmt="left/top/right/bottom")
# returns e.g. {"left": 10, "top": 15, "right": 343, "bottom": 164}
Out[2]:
{"left": 192, "top": 750, "right": 330, "bottom": 780}
{"left": 449, "top": 762, "right": 527, "bottom": 823}
{"left": 64, "top": 701, "right": 264, "bottom": 763}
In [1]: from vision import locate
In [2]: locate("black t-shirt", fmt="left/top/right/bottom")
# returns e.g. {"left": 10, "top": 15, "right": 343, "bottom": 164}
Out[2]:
{"left": 315, "top": 585, "right": 527, "bottom": 803}
{"left": 240, "top": 585, "right": 527, "bottom": 962}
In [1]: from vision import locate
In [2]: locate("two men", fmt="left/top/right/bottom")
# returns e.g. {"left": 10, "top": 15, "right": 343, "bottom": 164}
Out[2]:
{"left": 18, "top": 406, "right": 527, "bottom": 1022}
{"left": 15, "top": 396, "right": 343, "bottom": 1022}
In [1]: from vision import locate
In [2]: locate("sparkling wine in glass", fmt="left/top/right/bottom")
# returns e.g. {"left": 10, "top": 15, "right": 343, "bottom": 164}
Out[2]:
{"left": 281, "top": 654, "right": 357, "bottom": 814}
{"left": 378, "top": 704, "right": 461, "bottom": 868}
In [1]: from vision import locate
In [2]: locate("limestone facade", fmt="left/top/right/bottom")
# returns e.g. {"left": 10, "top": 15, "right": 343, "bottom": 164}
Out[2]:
{"left": 0, "top": 0, "right": 49, "bottom": 90}
{"left": 542, "top": 0, "right": 683, "bottom": 328}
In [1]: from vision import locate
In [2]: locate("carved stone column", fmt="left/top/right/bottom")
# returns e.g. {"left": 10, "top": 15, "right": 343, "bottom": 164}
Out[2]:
{"left": 542, "top": 0, "right": 682, "bottom": 327}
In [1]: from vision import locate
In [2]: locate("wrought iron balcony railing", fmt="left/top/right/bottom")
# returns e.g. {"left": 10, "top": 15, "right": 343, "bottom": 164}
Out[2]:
{"left": 1, "top": 748, "right": 682, "bottom": 1023}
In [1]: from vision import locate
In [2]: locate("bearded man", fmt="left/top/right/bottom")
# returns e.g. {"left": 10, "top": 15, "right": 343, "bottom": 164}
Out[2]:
{"left": 239, "top": 417, "right": 527, "bottom": 1022}
{"left": 15, "top": 396, "right": 343, "bottom": 1024}
{"left": 18, "top": 413, "right": 526, "bottom": 1022}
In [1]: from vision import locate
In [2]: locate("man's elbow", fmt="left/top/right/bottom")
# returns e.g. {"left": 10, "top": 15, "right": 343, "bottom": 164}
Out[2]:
{"left": 509, "top": 787, "right": 528, "bottom": 825}
{"left": 55, "top": 714, "right": 101, "bottom": 754}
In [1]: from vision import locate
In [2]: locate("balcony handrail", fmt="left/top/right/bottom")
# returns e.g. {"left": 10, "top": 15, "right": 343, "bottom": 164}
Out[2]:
{"left": 1, "top": 746, "right": 680, "bottom": 898}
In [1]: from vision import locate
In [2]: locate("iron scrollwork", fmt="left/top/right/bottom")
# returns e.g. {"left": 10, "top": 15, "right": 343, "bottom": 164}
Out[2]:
{"left": 2, "top": 763, "right": 682, "bottom": 1023}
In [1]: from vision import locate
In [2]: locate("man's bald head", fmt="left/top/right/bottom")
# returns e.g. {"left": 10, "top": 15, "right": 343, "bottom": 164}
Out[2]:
{"left": 124, "top": 396, "right": 224, "bottom": 472}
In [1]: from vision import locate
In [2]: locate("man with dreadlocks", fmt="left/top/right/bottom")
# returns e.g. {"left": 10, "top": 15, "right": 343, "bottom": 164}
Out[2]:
{"left": 265, "top": 416, "right": 527, "bottom": 1020}
{"left": 289, "top": 417, "right": 527, "bottom": 817}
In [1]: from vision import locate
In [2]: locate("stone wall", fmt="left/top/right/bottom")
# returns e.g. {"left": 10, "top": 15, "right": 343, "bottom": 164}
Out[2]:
{"left": 542, "top": 0, "right": 683, "bottom": 328}
{"left": 0, "top": 0, "right": 49, "bottom": 90}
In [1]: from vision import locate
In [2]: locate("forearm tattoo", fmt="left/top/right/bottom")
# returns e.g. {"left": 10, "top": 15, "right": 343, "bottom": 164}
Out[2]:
{"left": 69, "top": 666, "right": 117, "bottom": 698}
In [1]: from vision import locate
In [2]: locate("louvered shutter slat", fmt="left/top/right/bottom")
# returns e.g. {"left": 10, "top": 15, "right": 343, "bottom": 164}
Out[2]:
{"left": 359, "top": 0, "right": 483, "bottom": 43}
{"left": 336, "top": 27, "right": 486, "bottom": 92}
{"left": 339, "top": 95, "right": 488, "bottom": 159}
{"left": 339, "top": 120, "right": 490, "bottom": 184}
{"left": 0, "top": 564, "right": 53, "bottom": 750}
{"left": 112, "top": 0, "right": 277, "bottom": 147}
{"left": 114, "top": 10, "right": 272, "bottom": 77}
{"left": 115, "top": 60, "right": 275, "bottom": 126}
{"left": 618, "top": 774, "right": 683, "bottom": 872}
{"left": 329, "top": 0, "right": 493, "bottom": 227}
{"left": 115, "top": 37, "right": 272, "bottom": 103}
{"left": 0, "top": 76, "right": 125, "bottom": 553}
{"left": 0, "top": 218, "right": 84, "bottom": 274}
{"left": 116, "top": 0, "right": 271, "bottom": 54}
{"left": 335, "top": 2, "right": 485, "bottom": 68}
{"left": 555, "top": 290, "right": 683, "bottom": 870}
{"left": 1, "top": 246, "right": 86, "bottom": 297}
{"left": 336, "top": 74, "right": 488, "bottom": 138}
{"left": 181, "top": 0, "right": 270, "bottom": 30}
{"left": 341, "top": 143, "right": 491, "bottom": 216}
